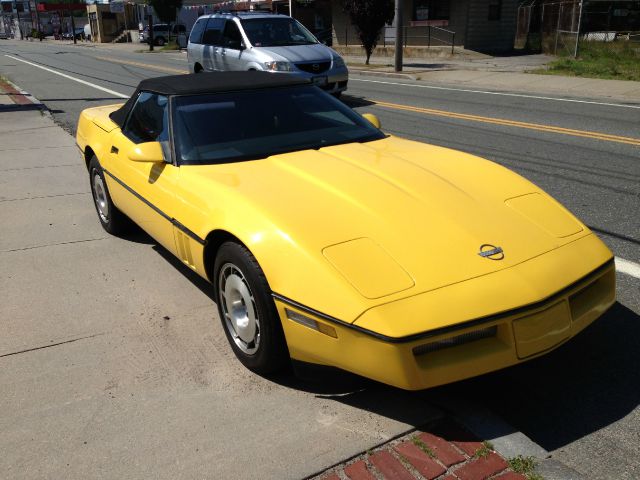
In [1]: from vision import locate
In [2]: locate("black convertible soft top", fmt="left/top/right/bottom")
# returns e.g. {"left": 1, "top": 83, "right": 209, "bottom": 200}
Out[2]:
{"left": 110, "top": 71, "right": 310, "bottom": 127}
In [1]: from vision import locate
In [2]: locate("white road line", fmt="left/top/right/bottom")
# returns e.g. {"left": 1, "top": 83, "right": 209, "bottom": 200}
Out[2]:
{"left": 351, "top": 78, "right": 640, "bottom": 110}
{"left": 5, "top": 54, "right": 128, "bottom": 99}
{"left": 615, "top": 257, "right": 640, "bottom": 279}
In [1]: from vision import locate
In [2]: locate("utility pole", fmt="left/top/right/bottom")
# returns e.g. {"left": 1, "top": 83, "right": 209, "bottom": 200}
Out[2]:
{"left": 34, "top": 0, "right": 41, "bottom": 40}
{"left": 393, "top": 0, "right": 403, "bottom": 71}
{"left": 16, "top": 7, "right": 23, "bottom": 40}
{"left": 573, "top": 1, "right": 583, "bottom": 58}
{"left": 148, "top": 13, "right": 153, "bottom": 51}
{"left": 70, "top": 3, "right": 76, "bottom": 45}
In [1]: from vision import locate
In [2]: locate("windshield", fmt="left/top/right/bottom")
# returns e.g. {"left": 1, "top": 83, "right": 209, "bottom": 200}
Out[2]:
{"left": 172, "top": 86, "right": 385, "bottom": 165}
{"left": 240, "top": 17, "right": 317, "bottom": 47}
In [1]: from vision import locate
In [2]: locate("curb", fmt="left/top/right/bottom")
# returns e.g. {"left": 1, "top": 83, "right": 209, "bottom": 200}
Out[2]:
{"left": 425, "top": 394, "right": 585, "bottom": 480}
{"left": 350, "top": 69, "right": 418, "bottom": 80}
{"left": 310, "top": 418, "right": 533, "bottom": 480}
{"left": 0, "top": 78, "right": 49, "bottom": 116}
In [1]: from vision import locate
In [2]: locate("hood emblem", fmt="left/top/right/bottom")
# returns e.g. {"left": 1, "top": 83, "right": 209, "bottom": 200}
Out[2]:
{"left": 312, "top": 63, "right": 320, "bottom": 71}
{"left": 478, "top": 244, "right": 504, "bottom": 260}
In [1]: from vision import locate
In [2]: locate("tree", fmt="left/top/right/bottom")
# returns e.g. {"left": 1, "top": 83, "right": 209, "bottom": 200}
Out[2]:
{"left": 148, "top": 0, "right": 183, "bottom": 25}
{"left": 343, "top": 0, "right": 395, "bottom": 65}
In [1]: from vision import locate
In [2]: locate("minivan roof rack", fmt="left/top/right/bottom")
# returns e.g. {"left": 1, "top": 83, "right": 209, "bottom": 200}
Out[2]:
{"left": 211, "top": 10, "right": 279, "bottom": 15}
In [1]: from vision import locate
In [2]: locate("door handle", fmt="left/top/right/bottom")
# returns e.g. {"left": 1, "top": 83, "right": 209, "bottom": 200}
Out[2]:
{"left": 111, "top": 146, "right": 119, "bottom": 154}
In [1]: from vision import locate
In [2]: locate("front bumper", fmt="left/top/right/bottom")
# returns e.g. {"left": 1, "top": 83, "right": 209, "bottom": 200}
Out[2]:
{"left": 271, "top": 66, "right": 349, "bottom": 93}
{"left": 275, "top": 237, "right": 616, "bottom": 390}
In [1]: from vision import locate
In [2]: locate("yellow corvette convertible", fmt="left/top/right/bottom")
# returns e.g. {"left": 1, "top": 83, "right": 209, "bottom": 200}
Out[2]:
{"left": 76, "top": 72, "right": 616, "bottom": 390}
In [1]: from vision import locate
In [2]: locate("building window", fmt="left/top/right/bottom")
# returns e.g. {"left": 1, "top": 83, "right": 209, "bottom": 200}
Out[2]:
{"left": 413, "top": 0, "right": 450, "bottom": 22}
{"left": 488, "top": 0, "right": 502, "bottom": 21}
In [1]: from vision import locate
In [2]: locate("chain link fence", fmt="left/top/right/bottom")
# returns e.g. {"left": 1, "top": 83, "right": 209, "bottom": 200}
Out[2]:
{"left": 516, "top": 0, "right": 640, "bottom": 56}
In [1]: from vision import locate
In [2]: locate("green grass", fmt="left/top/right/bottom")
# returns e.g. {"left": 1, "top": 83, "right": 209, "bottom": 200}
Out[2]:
{"left": 159, "top": 40, "right": 181, "bottom": 51}
{"left": 508, "top": 455, "right": 543, "bottom": 480}
{"left": 537, "top": 40, "right": 640, "bottom": 81}
{"left": 411, "top": 435, "right": 436, "bottom": 458}
{"left": 473, "top": 441, "right": 494, "bottom": 459}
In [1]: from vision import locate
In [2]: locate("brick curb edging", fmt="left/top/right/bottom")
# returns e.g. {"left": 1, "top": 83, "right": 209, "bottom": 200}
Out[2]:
{"left": 311, "top": 419, "right": 530, "bottom": 480}
{"left": 0, "top": 77, "right": 40, "bottom": 106}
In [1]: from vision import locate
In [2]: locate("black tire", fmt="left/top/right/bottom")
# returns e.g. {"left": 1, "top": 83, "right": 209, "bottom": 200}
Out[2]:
{"left": 194, "top": 63, "right": 203, "bottom": 73}
{"left": 88, "top": 156, "right": 129, "bottom": 235}
{"left": 156, "top": 36, "right": 165, "bottom": 46}
{"left": 214, "top": 242, "right": 288, "bottom": 374}
{"left": 332, "top": 92, "right": 342, "bottom": 99}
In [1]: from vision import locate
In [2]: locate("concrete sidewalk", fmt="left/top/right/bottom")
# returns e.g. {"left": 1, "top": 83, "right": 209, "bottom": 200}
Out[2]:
{"left": 343, "top": 55, "right": 640, "bottom": 104}
{"left": 0, "top": 77, "right": 558, "bottom": 480}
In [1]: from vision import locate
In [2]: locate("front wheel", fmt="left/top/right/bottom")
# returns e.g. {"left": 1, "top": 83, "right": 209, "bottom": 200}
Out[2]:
{"left": 156, "top": 37, "right": 165, "bottom": 46}
{"left": 214, "top": 242, "right": 288, "bottom": 374}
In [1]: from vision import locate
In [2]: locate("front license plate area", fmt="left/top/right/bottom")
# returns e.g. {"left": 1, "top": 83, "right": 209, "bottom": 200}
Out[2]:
{"left": 312, "top": 76, "right": 328, "bottom": 86}
{"left": 513, "top": 301, "right": 571, "bottom": 359}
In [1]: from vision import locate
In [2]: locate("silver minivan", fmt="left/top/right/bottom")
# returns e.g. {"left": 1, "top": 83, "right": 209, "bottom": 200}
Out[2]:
{"left": 187, "top": 13, "right": 348, "bottom": 95}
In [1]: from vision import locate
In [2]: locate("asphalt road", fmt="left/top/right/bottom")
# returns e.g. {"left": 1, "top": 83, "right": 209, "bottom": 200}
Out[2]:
{"left": 1, "top": 39, "right": 639, "bottom": 479}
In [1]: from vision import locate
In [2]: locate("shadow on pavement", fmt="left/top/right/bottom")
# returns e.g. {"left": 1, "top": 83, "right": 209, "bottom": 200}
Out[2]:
{"left": 403, "top": 63, "right": 452, "bottom": 69}
{"left": 424, "top": 301, "right": 639, "bottom": 451}
{"left": 340, "top": 94, "right": 376, "bottom": 109}
{"left": 0, "top": 103, "right": 44, "bottom": 112}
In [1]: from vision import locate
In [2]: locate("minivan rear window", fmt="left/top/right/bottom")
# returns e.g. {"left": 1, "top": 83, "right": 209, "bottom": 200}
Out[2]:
{"left": 201, "top": 18, "right": 225, "bottom": 45}
{"left": 189, "top": 18, "right": 207, "bottom": 44}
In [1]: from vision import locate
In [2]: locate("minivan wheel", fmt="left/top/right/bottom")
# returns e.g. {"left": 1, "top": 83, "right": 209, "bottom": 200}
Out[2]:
{"left": 156, "top": 37, "right": 165, "bottom": 46}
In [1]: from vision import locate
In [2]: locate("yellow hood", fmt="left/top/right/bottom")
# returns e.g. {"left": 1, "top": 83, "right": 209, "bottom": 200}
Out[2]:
{"left": 182, "top": 136, "right": 587, "bottom": 321}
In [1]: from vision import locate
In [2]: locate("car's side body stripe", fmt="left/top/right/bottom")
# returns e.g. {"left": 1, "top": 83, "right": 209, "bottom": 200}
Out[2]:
{"left": 102, "top": 168, "right": 206, "bottom": 245}
{"left": 272, "top": 258, "right": 614, "bottom": 344}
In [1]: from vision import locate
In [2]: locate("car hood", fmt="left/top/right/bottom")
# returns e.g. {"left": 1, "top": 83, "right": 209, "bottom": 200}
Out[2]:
{"left": 183, "top": 136, "right": 587, "bottom": 320}
{"left": 252, "top": 43, "right": 333, "bottom": 63}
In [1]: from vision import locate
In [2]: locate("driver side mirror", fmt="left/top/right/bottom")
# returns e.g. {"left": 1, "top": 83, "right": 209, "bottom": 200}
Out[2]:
{"left": 128, "top": 142, "right": 165, "bottom": 163}
{"left": 362, "top": 113, "right": 381, "bottom": 129}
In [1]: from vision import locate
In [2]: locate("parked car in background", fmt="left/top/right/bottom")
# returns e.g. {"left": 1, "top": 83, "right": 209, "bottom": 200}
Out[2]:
{"left": 187, "top": 13, "right": 348, "bottom": 96}
{"left": 62, "top": 27, "right": 85, "bottom": 40}
{"left": 140, "top": 23, "right": 186, "bottom": 46}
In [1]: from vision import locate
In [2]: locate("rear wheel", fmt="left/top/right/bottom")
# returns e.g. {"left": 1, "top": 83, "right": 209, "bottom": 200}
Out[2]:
{"left": 214, "top": 242, "right": 288, "bottom": 374}
{"left": 89, "top": 156, "right": 129, "bottom": 235}
{"left": 156, "top": 36, "right": 165, "bottom": 46}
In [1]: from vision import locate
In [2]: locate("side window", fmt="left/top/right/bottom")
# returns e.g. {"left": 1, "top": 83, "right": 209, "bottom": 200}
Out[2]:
{"left": 201, "top": 18, "right": 225, "bottom": 46}
{"left": 189, "top": 18, "right": 207, "bottom": 44}
{"left": 222, "top": 21, "right": 242, "bottom": 49}
{"left": 123, "top": 92, "right": 169, "bottom": 148}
